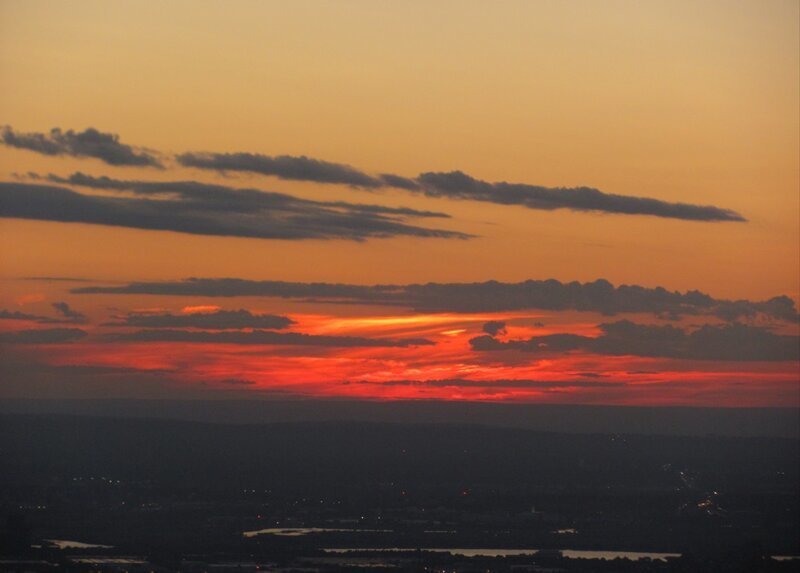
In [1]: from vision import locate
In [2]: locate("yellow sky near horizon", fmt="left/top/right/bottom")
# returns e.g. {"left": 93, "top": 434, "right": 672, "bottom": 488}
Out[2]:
{"left": 0, "top": 0, "right": 798, "bottom": 302}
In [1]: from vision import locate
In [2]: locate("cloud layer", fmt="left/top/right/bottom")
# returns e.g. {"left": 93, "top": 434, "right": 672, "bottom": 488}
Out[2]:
{"left": 470, "top": 320, "right": 800, "bottom": 362}
{"left": 44, "top": 172, "right": 449, "bottom": 219}
{"left": 177, "top": 152, "right": 383, "bottom": 187}
{"left": 1, "top": 127, "right": 161, "bottom": 167}
{"left": 351, "top": 378, "right": 622, "bottom": 389}
{"left": 414, "top": 171, "right": 745, "bottom": 222}
{"left": 0, "top": 302, "right": 87, "bottom": 325}
{"left": 178, "top": 155, "right": 744, "bottom": 221}
{"left": 0, "top": 179, "right": 468, "bottom": 241}
{"left": 0, "top": 309, "right": 51, "bottom": 322}
{"left": 1, "top": 125, "right": 745, "bottom": 222}
{"left": 482, "top": 320, "right": 507, "bottom": 336}
{"left": 51, "top": 302, "right": 87, "bottom": 323}
{"left": 0, "top": 328, "right": 88, "bottom": 344}
{"left": 109, "top": 329, "right": 434, "bottom": 348}
{"left": 74, "top": 277, "right": 799, "bottom": 323}
{"left": 106, "top": 309, "right": 294, "bottom": 330}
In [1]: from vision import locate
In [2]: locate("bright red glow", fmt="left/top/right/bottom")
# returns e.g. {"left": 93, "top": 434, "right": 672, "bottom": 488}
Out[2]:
{"left": 13, "top": 309, "right": 796, "bottom": 407}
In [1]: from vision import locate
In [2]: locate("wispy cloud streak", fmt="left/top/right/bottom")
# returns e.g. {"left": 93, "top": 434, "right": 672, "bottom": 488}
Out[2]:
{"left": 2, "top": 126, "right": 162, "bottom": 167}
{"left": 0, "top": 303, "right": 87, "bottom": 325}
{"left": 0, "top": 328, "right": 87, "bottom": 344}
{"left": 73, "top": 277, "right": 799, "bottom": 323}
{"left": 108, "top": 329, "right": 434, "bottom": 348}
{"left": 350, "top": 378, "right": 623, "bottom": 388}
{"left": 2, "top": 125, "right": 744, "bottom": 221}
{"left": 176, "top": 151, "right": 744, "bottom": 221}
{"left": 415, "top": 171, "right": 745, "bottom": 222}
{"left": 470, "top": 320, "right": 800, "bottom": 362}
{"left": 0, "top": 180, "right": 468, "bottom": 241}
{"left": 106, "top": 309, "right": 293, "bottom": 330}
{"left": 177, "top": 152, "right": 382, "bottom": 187}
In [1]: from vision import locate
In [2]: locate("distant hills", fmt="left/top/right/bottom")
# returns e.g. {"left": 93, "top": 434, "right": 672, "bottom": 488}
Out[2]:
{"left": 0, "top": 398, "right": 797, "bottom": 438}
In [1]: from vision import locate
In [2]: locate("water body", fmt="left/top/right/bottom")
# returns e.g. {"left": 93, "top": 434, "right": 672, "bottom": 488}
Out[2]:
{"left": 323, "top": 548, "right": 681, "bottom": 561}
{"left": 324, "top": 548, "right": 799, "bottom": 561}
{"left": 44, "top": 539, "right": 114, "bottom": 550}
{"left": 242, "top": 527, "right": 392, "bottom": 538}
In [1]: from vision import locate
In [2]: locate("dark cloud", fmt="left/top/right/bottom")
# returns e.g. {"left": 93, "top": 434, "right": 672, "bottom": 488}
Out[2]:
{"left": 0, "top": 181, "right": 468, "bottom": 241}
{"left": 378, "top": 173, "right": 422, "bottom": 191}
{"left": 482, "top": 320, "right": 507, "bottom": 336}
{"left": 108, "top": 329, "right": 434, "bottom": 348}
{"left": 106, "top": 309, "right": 293, "bottom": 330}
{"left": 74, "top": 277, "right": 800, "bottom": 324}
{"left": 0, "top": 309, "right": 51, "bottom": 322}
{"left": 415, "top": 171, "right": 745, "bottom": 222}
{"left": 0, "top": 328, "right": 87, "bottom": 344}
{"left": 1, "top": 126, "right": 162, "bottom": 167}
{"left": 175, "top": 151, "right": 744, "bottom": 222}
{"left": 0, "top": 353, "right": 195, "bottom": 400}
{"left": 52, "top": 302, "right": 87, "bottom": 323}
{"left": 176, "top": 152, "right": 382, "bottom": 187}
{"left": 48, "top": 364, "right": 176, "bottom": 376}
{"left": 74, "top": 277, "right": 388, "bottom": 300}
{"left": 0, "top": 305, "right": 85, "bottom": 325}
{"left": 710, "top": 296, "right": 799, "bottom": 323}
{"left": 216, "top": 378, "right": 257, "bottom": 386}
{"left": 352, "top": 378, "right": 622, "bottom": 388}
{"left": 44, "top": 172, "right": 450, "bottom": 218}
{"left": 470, "top": 320, "right": 800, "bottom": 362}
{"left": 7, "top": 125, "right": 745, "bottom": 220}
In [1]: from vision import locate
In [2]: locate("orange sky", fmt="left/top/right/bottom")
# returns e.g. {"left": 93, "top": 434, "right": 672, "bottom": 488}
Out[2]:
{"left": 0, "top": 1, "right": 798, "bottom": 405}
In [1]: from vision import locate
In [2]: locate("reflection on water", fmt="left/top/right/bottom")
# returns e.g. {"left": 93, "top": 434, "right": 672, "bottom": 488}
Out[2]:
{"left": 44, "top": 539, "right": 114, "bottom": 549}
{"left": 324, "top": 548, "right": 681, "bottom": 561}
{"left": 242, "top": 527, "right": 391, "bottom": 538}
{"left": 562, "top": 550, "right": 681, "bottom": 561}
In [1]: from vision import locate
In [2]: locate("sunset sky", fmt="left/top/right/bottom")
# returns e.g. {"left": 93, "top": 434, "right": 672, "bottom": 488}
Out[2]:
{"left": 1, "top": 0, "right": 798, "bottom": 406}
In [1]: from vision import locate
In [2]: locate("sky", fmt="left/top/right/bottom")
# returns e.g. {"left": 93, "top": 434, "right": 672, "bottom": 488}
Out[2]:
{"left": 0, "top": 0, "right": 798, "bottom": 406}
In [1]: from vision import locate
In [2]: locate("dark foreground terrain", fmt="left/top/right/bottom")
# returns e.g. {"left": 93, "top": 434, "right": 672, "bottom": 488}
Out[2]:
{"left": 0, "top": 412, "right": 798, "bottom": 572}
